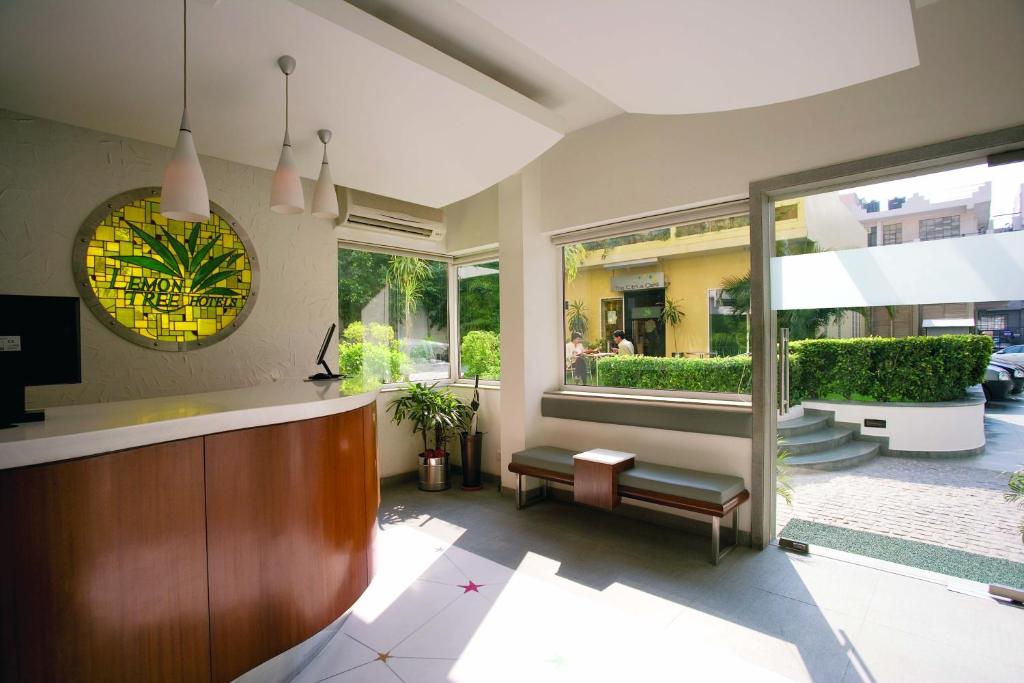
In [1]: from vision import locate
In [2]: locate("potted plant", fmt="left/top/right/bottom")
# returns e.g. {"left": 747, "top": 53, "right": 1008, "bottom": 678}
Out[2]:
{"left": 388, "top": 382, "right": 471, "bottom": 491}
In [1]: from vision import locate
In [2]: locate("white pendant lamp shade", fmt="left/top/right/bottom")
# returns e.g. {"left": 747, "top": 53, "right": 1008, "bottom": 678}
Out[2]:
{"left": 161, "top": 0, "right": 210, "bottom": 222}
{"left": 161, "top": 110, "right": 210, "bottom": 221}
{"left": 270, "top": 55, "right": 304, "bottom": 215}
{"left": 271, "top": 132, "right": 304, "bottom": 214}
{"left": 311, "top": 128, "right": 339, "bottom": 219}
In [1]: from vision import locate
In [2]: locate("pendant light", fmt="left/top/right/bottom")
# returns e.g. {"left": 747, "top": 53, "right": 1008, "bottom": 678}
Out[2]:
{"left": 311, "top": 129, "right": 339, "bottom": 219}
{"left": 270, "top": 55, "right": 304, "bottom": 214}
{"left": 161, "top": 0, "right": 210, "bottom": 222}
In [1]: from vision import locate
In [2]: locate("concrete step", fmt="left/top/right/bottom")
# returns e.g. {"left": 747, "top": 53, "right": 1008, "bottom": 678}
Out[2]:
{"left": 779, "top": 425, "right": 853, "bottom": 455}
{"left": 783, "top": 441, "right": 881, "bottom": 470}
{"left": 777, "top": 413, "right": 831, "bottom": 438}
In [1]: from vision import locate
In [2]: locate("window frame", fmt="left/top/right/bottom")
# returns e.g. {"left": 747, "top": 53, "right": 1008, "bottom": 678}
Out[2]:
{"left": 553, "top": 198, "right": 753, "bottom": 404}
{"left": 748, "top": 124, "right": 1024, "bottom": 551}
{"left": 336, "top": 240, "right": 456, "bottom": 388}
{"left": 453, "top": 251, "right": 501, "bottom": 386}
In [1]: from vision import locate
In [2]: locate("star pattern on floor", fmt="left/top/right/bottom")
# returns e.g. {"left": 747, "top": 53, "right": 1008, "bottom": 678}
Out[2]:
{"left": 375, "top": 651, "right": 390, "bottom": 663}
{"left": 458, "top": 580, "right": 483, "bottom": 593}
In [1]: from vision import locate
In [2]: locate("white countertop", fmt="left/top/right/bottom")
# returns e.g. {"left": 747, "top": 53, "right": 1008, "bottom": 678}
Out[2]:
{"left": 0, "top": 380, "right": 379, "bottom": 470}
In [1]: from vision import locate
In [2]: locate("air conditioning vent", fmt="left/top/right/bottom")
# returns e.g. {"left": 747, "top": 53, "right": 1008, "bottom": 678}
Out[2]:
{"left": 338, "top": 188, "right": 445, "bottom": 240}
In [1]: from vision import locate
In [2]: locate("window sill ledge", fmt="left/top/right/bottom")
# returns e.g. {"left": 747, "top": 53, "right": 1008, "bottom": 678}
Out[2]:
{"left": 541, "top": 390, "right": 752, "bottom": 438}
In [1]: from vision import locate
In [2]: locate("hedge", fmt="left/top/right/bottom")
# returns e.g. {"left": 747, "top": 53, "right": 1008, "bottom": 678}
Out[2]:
{"left": 460, "top": 330, "right": 501, "bottom": 380}
{"left": 594, "top": 335, "right": 991, "bottom": 403}
{"left": 596, "top": 354, "right": 752, "bottom": 394}
{"left": 790, "top": 335, "right": 991, "bottom": 403}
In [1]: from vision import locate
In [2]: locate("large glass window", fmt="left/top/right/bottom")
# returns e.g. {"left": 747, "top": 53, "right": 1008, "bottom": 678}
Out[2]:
{"left": 920, "top": 215, "right": 961, "bottom": 241}
{"left": 337, "top": 246, "right": 449, "bottom": 387}
{"left": 457, "top": 260, "right": 500, "bottom": 380}
{"left": 561, "top": 204, "right": 770, "bottom": 397}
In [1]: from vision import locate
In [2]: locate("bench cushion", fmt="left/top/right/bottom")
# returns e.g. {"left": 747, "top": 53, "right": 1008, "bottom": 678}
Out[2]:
{"left": 618, "top": 463, "right": 744, "bottom": 506}
{"left": 510, "top": 447, "right": 576, "bottom": 475}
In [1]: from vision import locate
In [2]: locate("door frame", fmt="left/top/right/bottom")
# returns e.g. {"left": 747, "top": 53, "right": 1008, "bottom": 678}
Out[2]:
{"left": 747, "top": 124, "right": 1024, "bottom": 549}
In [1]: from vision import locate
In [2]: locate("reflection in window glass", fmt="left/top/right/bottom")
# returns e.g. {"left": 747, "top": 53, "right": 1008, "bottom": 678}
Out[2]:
{"left": 773, "top": 160, "right": 1024, "bottom": 357}
{"left": 337, "top": 247, "right": 449, "bottom": 388}
{"left": 457, "top": 261, "right": 500, "bottom": 380}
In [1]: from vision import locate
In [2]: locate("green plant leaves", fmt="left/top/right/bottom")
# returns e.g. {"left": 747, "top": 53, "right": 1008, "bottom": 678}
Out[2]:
{"left": 190, "top": 250, "right": 239, "bottom": 292}
{"left": 188, "top": 234, "right": 221, "bottom": 274}
{"left": 193, "top": 270, "right": 240, "bottom": 293}
{"left": 122, "top": 220, "right": 181, "bottom": 276}
{"left": 109, "top": 254, "right": 180, "bottom": 278}
{"left": 161, "top": 226, "right": 191, "bottom": 273}
{"left": 186, "top": 222, "right": 202, "bottom": 255}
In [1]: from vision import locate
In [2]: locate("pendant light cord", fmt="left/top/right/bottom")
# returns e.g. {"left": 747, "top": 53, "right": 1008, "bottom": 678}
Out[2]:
{"left": 285, "top": 73, "right": 290, "bottom": 143}
{"left": 183, "top": 0, "right": 188, "bottom": 111}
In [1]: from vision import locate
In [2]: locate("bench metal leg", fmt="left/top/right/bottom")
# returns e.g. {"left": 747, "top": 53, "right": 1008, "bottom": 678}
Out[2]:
{"left": 515, "top": 474, "right": 523, "bottom": 510}
{"left": 711, "top": 510, "right": 739, "bottom": 565}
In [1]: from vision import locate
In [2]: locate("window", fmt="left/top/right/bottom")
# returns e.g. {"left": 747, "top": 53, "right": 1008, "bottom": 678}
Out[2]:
{"left": 977, "top": 315, "right": 1006, "bottom": 331}
{"left": 457, "top": 260, "right": 500, "bottom": 380}
{"left": 882, "top": 222, "right": 902, "bottom": 245}
{"left": 867, "top": 225, "right": 877, "bottom": 246}
{"left": 561, "top": 206, "right": 751, "bottom": 397}
{"left": 337, "top": 246, "right": 449, "bottom": 387}
{"left": 920, "top": 215, "right": 961, "bottom": 241}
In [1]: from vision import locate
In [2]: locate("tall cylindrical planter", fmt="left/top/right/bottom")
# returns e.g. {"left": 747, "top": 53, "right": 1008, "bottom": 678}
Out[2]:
{"left": 418, "top": 452, "right": 450, "bottom": 491}
{"left": 459, "top": 432, "right": 485, "bottom": 491}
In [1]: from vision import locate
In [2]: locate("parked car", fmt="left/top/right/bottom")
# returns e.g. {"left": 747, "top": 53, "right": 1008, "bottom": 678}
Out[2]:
{"left": 990, "top": 358, "right": 1024, "bottom": 395}
{"left": 983, "top": 363, "right": 1015, "bottom": 401}
{"left": 993, "top": 344, "right": 1024, "bottom": 366}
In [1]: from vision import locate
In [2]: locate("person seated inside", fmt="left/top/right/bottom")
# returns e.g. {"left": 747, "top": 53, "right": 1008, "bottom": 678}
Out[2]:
{"left": 565, "top": 332, "right": 590, "bottom": 383}
{"left": 612, "top": 330, "right": 635, "bottom": 356}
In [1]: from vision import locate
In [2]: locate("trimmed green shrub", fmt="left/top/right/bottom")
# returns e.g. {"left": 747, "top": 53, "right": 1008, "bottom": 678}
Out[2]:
{"left": 596, "top": 354, "right": 752, "bottom": 394}
{"left": 790, "top": 335, "right": 992, "bottom": 403}
{"left": 338, "top": 321, "right": 407, "bottom": 386}
{"left": 460, "top": 330, "right": 501, "bottom": 380}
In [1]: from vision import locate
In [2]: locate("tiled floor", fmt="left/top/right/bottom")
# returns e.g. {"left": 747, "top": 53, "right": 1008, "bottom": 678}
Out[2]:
{"left": 241, "top": 480, "right": 1024, "bottom": 683}
{"left": 778, "top": 393, "right": 1024, "bottom": 563}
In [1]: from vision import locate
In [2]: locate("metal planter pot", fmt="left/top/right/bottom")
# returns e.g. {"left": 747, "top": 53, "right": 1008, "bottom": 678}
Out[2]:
{"left": 418, "top": 452, "right": 450, "bottom": 492}
{"left": 459, "top": 432, "right": 485, "bottom": 491}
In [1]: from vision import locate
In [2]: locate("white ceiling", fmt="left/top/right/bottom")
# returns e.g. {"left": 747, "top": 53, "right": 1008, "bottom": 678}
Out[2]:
{"left": 454, "top": 0, "right": 920, "bottom": 115}
{"left": 0, "top": 0, "right": 922, "bottom": 209}
{"left": 0, "top": 0, "right": 565, "bottom": 208}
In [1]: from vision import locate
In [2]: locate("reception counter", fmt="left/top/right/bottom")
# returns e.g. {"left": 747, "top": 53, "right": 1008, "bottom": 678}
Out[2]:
{"left": 0, "top": 381, "right": 381, "bottom": 683}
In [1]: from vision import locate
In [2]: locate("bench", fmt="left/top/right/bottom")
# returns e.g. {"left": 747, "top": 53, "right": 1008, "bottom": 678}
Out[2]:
{"left": 508, "top": 447, "right": 749, "bottom": 564}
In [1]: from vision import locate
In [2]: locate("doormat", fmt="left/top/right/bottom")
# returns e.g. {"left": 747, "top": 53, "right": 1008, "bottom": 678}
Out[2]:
{"left": 779, "top": 518, "right": 1024, "bottom": 589}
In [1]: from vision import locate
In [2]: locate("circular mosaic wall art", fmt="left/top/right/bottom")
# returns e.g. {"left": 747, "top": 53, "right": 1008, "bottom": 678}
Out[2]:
{"left": 73, "top": 188, "right": 259, "bottom": 351}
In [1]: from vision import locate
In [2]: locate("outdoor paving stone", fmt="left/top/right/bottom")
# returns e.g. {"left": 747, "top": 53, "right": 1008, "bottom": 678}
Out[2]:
{"left": 778, "top": 397, "right": 1024, "bottom": 564}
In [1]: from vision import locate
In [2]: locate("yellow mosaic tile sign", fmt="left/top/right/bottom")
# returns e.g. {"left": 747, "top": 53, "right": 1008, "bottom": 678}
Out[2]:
{"left": 75, "top": 193, "right": 256, "bottom": 350}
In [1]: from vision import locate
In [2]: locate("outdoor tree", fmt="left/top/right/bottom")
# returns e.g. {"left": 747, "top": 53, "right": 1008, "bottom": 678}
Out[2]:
{"left": 661, "top": 297, "right": 685, "bottom": 354}
{"left": 387, "top": 255, "right": 431, "bottom": 341}
{"left": 566, "top": 299, "right": 589, "bottom": 337}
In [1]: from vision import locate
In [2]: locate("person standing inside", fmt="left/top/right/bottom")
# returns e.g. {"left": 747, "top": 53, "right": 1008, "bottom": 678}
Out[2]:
{"left": 613, "top": 330, "right": 635, "bottom": 356}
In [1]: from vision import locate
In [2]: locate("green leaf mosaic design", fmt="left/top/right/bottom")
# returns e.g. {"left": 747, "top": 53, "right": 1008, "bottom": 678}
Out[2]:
{"left": 83, "top": 196, "right": 253, "bottom": 344}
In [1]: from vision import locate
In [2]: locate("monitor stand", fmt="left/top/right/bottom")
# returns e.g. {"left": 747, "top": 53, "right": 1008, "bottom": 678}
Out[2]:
{"left": 0, "top": 384, "right": 44, "bottom": 429}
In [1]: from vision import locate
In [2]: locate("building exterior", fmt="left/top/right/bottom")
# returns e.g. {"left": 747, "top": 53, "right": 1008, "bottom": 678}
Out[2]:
{"left": 563, "top": 194, "right": 866, "bottom": 357}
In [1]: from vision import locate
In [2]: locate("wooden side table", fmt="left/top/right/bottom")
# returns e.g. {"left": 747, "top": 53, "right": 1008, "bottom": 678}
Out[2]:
{"left": 572, "top": 449, "right": 635, "bottom": 510}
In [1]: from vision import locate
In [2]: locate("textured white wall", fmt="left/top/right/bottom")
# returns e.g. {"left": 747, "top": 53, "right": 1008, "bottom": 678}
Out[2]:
{"left": 0, "top": 110, "right": 339, "bottom": 408}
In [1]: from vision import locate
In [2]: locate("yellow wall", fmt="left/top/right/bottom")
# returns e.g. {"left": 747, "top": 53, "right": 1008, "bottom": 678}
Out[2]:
{"left": 563, "top": 202, "right": 806, "bottom": 355}
{"left": 566, "top": 247, "right": 752, "bottom": 355}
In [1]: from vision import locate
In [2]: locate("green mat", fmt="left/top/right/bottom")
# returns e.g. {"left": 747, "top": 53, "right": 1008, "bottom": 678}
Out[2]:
{"left": 779, "top": 519, "right": 1024, "bottom": 589}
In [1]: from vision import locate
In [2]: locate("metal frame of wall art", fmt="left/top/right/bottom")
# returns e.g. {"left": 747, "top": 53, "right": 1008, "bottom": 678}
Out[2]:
{"left": 73, "top": 187, "right": 260, "bottom": 351}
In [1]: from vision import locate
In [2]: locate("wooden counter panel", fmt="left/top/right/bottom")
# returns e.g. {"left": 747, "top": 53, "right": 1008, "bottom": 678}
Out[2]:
{"left": 204, "top": 408, "right": 370, "bottom": 682}
{"left": 0, "top": 438, "right": 211, "bottom": 683}
{"left": 362, "top": 402, "right": 380, "bottom": 579}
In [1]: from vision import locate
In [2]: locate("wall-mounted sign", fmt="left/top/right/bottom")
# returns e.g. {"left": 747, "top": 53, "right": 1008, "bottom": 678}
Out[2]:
{"left": 73, "top": 188, "right": 259, "bottom": 351}
{"left": 611, "top": 271, "right": 665, "bottom": 291}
